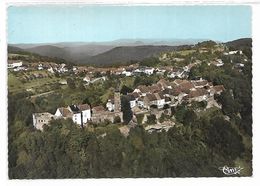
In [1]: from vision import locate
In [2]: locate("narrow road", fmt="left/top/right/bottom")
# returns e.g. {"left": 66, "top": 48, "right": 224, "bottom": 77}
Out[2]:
{"left": 29, "top": 90, "right": 55, "bottom": 99}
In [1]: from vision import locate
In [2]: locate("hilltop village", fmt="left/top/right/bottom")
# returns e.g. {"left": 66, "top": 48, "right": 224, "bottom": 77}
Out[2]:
{"left": 8, "top": 40, "right": 249, "bottom": 134}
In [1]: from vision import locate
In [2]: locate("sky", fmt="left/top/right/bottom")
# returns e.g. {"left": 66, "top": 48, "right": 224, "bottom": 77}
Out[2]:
{"left": 8, "top": 5, "right": 252, "bottom": 44}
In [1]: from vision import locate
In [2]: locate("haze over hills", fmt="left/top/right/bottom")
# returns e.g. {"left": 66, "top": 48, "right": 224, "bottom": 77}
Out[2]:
{"left": 8, "top": 38, "right": 251, "bottom": 66}
{"left": 8, "top": 38, "right": 208, "bottom": 65}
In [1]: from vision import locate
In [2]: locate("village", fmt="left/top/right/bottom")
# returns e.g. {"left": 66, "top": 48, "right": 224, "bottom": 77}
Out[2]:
{"left": 32, "top": 76, "right": 225, "bottom": 133}
{"left": 8, "top": 44, "right": 248, "bottom": 134}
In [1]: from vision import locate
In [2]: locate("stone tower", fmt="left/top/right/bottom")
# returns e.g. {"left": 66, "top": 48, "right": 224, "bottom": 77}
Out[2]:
{"left": 114, "top": 91, "right": 121, "bottom": 112}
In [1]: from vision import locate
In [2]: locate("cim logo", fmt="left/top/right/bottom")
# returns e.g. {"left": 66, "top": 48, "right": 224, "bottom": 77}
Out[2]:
{"left": 218, "top": 165, "right": 243, "bottom": 176}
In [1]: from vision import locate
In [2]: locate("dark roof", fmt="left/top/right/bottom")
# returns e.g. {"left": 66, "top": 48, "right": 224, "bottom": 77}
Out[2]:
{"left": 69, "top": 105, "right": 80, "bottom": 113}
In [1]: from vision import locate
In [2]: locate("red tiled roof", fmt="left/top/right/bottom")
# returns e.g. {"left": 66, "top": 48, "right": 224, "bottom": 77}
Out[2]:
{"left": 187, "top": 88, "right": 208, "bottom": 98}
{"left": 92, "top": 106, "right": 105, "bottom": 113}
{"left": 78, "top": 104, "right": 90, "bottom": 111}
{"left": 58, "top": 107, "right": 73, "bottom": 117}
{"left": 213, "top": 85, "right": 225, "bottom": 92}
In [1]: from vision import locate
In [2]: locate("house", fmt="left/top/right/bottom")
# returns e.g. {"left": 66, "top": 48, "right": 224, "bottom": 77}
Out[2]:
{"left": 126, "top": 95, "right": 137, "bottom": 108}
{"left": 224, "top": 50, "right": 243, "bottom": 55}
{"left": 191, "top": 79, "right": 209, "bottom": 88}
{"left": 13, "top": 66, "right": 26, "bottom": 72}
{"left": 55, "top": 107, "right": 73, "bottom": 118}
{"left": 209, "top": 59, "right": 224, "bottom": 67}
{"left": 78, "top": 104, "right": 92, "bottom": 123}
{"left": 67, "top": 104, "right": 91, "bottom": 125}
{"left": 38, "top": 64, "right": 43, "bottom": 70}
{"left": 32, "top": 112, "right": 54, "bottom": 131}
{"left": 91, "top": 105, "right": 123, "bottom": 123}
{"left": 178, "top": 80, "right": 195, "bottom": 93}
{"left": 144, "top": 67, "right": 154, "bottom": 75}
{"left": 8, "top": 60, "right": 23, "bottom": 69}
{"left": 47, "top": 67, "right": 54, "bottom": 73}
{"left": 157, "top": 79, "right": 172, "bottom": 89}
{"left": 133, "top": 85, "right": 150, "bottom": 96}
{"left": 122, "top": 70, "right": 132, "bottom": 77}
{"left": 137, "top": 97, "right": 145, "bottom": 108}
{"left": 167, "top": 68, "right": 185, "bottom": 78}
{"left": 149, "top": 84, "right": 162, "bottom": 93}
{"left": 154, "top": 92, "right": 165, "bottom": 109}
{"left": 144, "top": 94, "right": 157, "bottom": 109}
{"left": 184, "top": 88, "right": 209, "bottom": 102}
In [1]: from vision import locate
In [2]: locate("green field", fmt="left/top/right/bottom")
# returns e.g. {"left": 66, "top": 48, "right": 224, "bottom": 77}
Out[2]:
{"left": 8, "top": 71, "right": 66, "bottom": 95}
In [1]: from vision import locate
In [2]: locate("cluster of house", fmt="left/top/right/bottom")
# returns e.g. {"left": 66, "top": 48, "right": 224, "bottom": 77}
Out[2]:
{"left": 32, "top": 91, "right": 123, "bottom": 131}
{"left": 106, "top": 78, "right": 225, "bottom": 116}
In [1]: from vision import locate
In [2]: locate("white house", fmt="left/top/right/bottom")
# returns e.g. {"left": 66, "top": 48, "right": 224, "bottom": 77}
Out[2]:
{"left": 55, "top": 104, "right": 91, "bottom": 125}
{"left": 154, "top": 93, "right": 165, "bottom": 109}
{"left": 8, "top": 60, "right": 23, "bottom": 69}
{"left": 144, "top": 67, "right": 154, "bottom": 75}
{"left": 224, "top": 50, "right": 243, "bottom": 55}
{"left": 137, "top": 97, "right": 144, "bottom": 108}
{"left": 122, "top": 70, "right": 132, "bottom": 77}
{"left": 67, "top": 104, "right": 91, "bottom": 125}
{"left": 38, "top": 64, "right": 43, "bottom": 70}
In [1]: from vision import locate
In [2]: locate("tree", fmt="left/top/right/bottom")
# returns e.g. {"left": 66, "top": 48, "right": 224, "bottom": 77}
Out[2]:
{"left": 67, "top": 78, "right": 76, "bottom": 89}
{"left": 206, "top": 116, "right": 244, "bottom": 159}
{"left": 121, "top": 96, "right": 133, "bottom": 124}
{"left": 120, "top": 85, "right": 133, "bottom": 95}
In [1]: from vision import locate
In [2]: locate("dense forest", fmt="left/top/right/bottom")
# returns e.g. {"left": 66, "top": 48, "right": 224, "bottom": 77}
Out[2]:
{"left": 8, "top": 41, "right": 252, "bottom": 178}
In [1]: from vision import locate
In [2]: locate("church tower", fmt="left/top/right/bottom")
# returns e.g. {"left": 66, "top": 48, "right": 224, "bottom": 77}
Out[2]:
{"left": 114, "top": 91, "right": 121, "bottom": 112}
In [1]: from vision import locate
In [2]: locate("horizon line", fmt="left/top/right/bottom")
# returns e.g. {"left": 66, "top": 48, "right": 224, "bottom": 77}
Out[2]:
{"left": 7, "top": 37, "right": 251, "bottom": 45}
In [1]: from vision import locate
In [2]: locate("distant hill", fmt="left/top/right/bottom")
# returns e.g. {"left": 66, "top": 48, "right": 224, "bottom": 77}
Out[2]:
{"left": 225, "top": 38, "right": 252, "bottom": 50}
{"left": 79, "top": 45, "right": 180, "bottom": 65}
{"left": 8, "top": 44, "right": 183, "bottom": 65}
{"left": 25, "top": 45, "right": 70, "bottom": 59}
{"left": 8, "top": 46, "right": 25, "bottom": 53}
{"left": 8, "top": 38, "right": 250, "bottom": 65}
